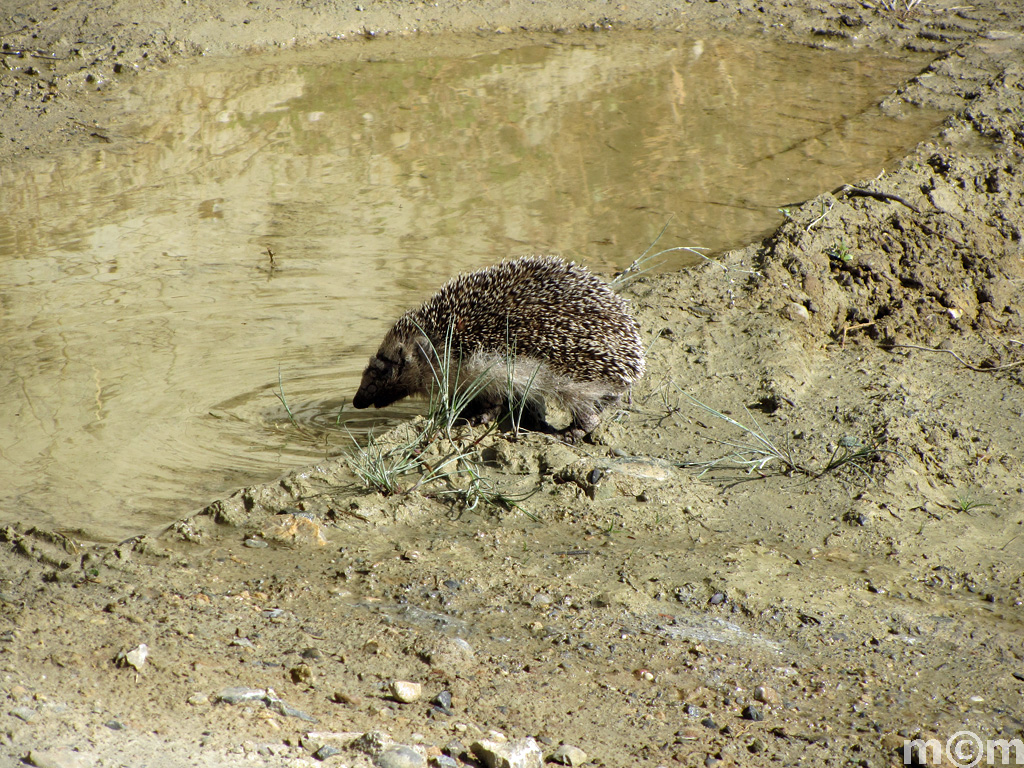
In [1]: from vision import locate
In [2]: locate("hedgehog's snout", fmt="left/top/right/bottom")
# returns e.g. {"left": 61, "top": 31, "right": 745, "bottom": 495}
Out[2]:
{"left": 353, "top": 353, "right": 407, "bottom": 410}
{"left": 351, "top": 383, "right": 374, "bottom": 409}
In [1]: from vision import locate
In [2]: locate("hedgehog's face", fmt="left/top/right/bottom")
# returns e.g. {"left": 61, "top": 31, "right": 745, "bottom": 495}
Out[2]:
{"left": 352, "top": 336, "right": 430, "bottom": 410}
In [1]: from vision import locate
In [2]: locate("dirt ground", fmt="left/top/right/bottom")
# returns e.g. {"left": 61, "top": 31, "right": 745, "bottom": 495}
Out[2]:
{"left": 2, "top": 0, "right": 1024, "bottom": 766}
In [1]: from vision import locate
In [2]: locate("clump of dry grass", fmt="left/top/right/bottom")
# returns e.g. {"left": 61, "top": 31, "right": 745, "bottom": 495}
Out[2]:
{"left": 678, "top": 391, "right": 897, "bottom": 481}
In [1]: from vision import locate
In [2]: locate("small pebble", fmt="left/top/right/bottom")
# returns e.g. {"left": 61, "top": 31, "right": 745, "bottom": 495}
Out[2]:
{"left": 550, "top": 743, "right": 588, "bottom": 765}
{"left": 116, "top": 643, "right": 148, "bottom": 671}
{"left": 783, "top": 302, "right": 810, "bottom": 322}
{"left": 11, "top": 705, "right": 37, "bottom": 722}
{"left": 243, "top": 537, "right": 269, "bottom": 548}
{"left": 314, "top": 745, "right": 342, "bottom": 760}
{"left": 216, "top": 686, "right": 267, "bottom": 705}
{"left": 26, "top": 749, "right": 94, "bottom": 768}
{"left": 332, "top": 690, "right": 364, "bottom": 707}
{"left": 290, "top": 663, "right": 314, "bottom": 684}
{"left": 390, "top": 680, "right": 422, "bottom": 703}
{"left": 443, "top": 739, "right": 469, "bottom": 760}
{"left": 753, "top": 685, "right": 781, "bottom": 705}
{"left": 742, "top": 704, "right": 764, "bottom": 721}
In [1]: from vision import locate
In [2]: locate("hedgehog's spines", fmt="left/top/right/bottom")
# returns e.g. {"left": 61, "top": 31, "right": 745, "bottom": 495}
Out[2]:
{"left": 353, "top": 254, "right": 646, "bottom": 440}
{"left": 398, "top": 254, "right": 644, "bottom": 385}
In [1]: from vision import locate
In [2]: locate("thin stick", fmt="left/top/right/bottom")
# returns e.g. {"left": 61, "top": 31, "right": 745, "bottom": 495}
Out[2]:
{"left": 833, "top": 184, "right": 921, "bottom": 214}
{"left": 884, "top": 344, "right": 1024, "bottom": 373}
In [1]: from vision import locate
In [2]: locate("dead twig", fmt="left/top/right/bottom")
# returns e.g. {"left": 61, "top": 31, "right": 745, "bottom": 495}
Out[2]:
{"left": 884, "top": 343, "right": 1024, "bottom": 372}
{"left": 838, "top": 321, "right": 876, "bottom": 348}
{"left": 833, "top": 184, "right": 921, "bottom": 214}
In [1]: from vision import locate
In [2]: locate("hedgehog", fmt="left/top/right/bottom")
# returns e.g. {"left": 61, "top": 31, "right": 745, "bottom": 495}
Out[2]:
{"left": 352, "top": 255, "right": 645, "bottom": 442}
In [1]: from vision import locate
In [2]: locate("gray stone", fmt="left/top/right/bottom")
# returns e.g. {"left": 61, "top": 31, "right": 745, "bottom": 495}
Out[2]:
{"left": 314, "top": 745, "right": 342, "bottom": 760}
{"left": 27, "top": 749, "right": 96, "bottom": 768}
{"left": 10, "top": 705, "right": 36, "bottom": 722}
{"left": 550, "top": 744, "right": 588, "bottom": 765}
{"left": 215, "top": 686, "right": 267, "bottom": 705}
{"left": 376, "top": 745, "right": 425, "bottom": 768}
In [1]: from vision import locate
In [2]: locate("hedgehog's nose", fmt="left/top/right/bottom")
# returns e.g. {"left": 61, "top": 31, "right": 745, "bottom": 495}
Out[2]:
{"left": 352, "top": 388, "right": 373, "bottom": 409}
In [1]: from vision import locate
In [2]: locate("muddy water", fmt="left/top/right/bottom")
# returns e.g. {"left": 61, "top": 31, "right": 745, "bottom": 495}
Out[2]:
{"left": 0, "top": 32, "right": 941, "bottom": 541}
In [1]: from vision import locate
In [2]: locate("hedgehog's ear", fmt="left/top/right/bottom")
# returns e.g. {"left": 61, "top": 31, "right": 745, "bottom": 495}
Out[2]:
{"left": 409, "top": 334, "right": 435, "bottom": 364}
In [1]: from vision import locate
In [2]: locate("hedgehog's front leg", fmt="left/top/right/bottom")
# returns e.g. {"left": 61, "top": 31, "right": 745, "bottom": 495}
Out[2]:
{"left": 458, "top": 395, "right": 505, "bottom": 427}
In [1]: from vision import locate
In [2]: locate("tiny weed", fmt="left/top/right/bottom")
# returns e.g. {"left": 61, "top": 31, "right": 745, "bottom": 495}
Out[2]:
{"left": 419, "top": 319, "right": 496, "bottom": 440}
{"left": 504, "top": 320, "right": 541, "bottom": 438}
{"left": 951, "top": 490, "right": 995, "bottom": 515}
{"left": 680, "top": 391, "right": 801, "bottom": 477}
{"left": 827, "top": 238, "right": 852, "bottom": 263}
{"left": 274, "top": 367, "right": 299, "bottom": 428}
{"left": 612, "top": 217, "right": 753, "bottom": 292}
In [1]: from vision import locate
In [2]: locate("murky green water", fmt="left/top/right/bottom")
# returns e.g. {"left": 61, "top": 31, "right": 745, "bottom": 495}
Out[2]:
{"left": 0, "top": 32, "right": 941, "bottom": 541}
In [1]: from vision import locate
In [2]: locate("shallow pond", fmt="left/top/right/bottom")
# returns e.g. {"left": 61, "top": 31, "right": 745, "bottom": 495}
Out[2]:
{"left": 0, "top": 31, "right": 941, "bottom": 541}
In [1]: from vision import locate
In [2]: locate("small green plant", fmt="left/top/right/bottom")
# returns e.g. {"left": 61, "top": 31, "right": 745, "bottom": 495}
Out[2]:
{"left": 503, "top": 320, "right": 541, "bottom": 438}
{"left": 951, "top": 490, "right": 995, "bottom": 515}
{"left": 612, "top": 218, "right": 727, "bottom": 291}
{"left": 345, "top": 428, "right": 424, "bottom": 495}
{"left": 420, "top": 319, "right": 497, "bottom": 440}
{"left": 274, "top": 367, "right": 299, "bottom": 428}
{"left": 827, "top": 238, "right": 852, "bottom": 263}
{"left": 819, "top": 435, "right": 892, "bottom": 481}
{"left": 679, "top": 392, "right": 801, "bottom": 476}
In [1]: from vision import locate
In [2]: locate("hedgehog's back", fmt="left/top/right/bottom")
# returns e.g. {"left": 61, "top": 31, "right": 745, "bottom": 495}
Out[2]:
{"left": 408, "top": 255, "right": 645, "bottom": 386}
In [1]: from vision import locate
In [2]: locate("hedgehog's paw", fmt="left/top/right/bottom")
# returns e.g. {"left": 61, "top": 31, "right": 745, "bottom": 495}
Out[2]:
{"left": 559, "top": 412, "right": 600, "bottom": 444}
{"left": 460, "top": 397, "right": 504, "bottom": 427}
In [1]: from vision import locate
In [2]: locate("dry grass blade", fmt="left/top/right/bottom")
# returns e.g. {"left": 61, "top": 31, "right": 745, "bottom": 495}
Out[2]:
{"left": 679, "top": 392, "right": 801, "bottom": 476}
{"left": 679, "top": 390, "right": 897, "bottom": 481}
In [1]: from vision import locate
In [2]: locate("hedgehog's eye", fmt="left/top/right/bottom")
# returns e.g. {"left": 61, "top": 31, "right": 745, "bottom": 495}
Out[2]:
{"left": 378, "top": 355, "right": 403, "bottom": 373}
